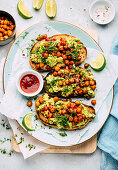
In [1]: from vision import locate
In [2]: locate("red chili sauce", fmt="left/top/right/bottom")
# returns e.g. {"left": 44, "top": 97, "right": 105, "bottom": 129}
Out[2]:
{"left": 20, "top": 74, "right": 40, "bottom": 93}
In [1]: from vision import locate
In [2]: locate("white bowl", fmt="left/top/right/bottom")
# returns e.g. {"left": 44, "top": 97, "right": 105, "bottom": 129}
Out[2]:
{"left": 16, "top": 70, "right": 44, "bottom": 97}
{"left": 89, "top": 0, "right": 115, "bottom": 25}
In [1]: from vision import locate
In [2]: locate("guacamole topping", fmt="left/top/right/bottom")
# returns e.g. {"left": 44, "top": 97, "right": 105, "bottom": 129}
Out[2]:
{"left": 30, "top": 35, "right": 86, "bottom": 69}
{"left": 36, "top": 94, "right": 95, "bottom": 129}
{"left": 45, "top": 65, "right": 96, "bottom": 98}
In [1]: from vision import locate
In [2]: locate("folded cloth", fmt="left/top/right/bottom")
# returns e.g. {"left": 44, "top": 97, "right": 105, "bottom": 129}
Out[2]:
{"left": 98, "top": 34, "right": 118, "bottom": 170}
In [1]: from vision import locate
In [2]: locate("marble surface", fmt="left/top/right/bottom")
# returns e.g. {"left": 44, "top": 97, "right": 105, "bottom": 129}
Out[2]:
{"left": 0, "top": 0, "right": 118, "bottom": 169}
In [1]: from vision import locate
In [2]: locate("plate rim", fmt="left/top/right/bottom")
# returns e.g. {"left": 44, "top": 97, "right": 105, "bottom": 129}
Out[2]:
{"left": 2, "top": 21, "right": 114, "bottom": 147}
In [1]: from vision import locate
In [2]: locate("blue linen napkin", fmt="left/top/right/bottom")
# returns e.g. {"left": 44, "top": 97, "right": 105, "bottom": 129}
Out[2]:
{"left": 98, "top": 34, "right": 118, "bottom": 170}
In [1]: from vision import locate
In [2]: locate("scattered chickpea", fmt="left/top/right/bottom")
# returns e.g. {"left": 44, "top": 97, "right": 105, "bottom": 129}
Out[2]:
{"left": 84, "top": 63, "right": 89, "bottom": 68}
{"left": 91, "top": 100, "right": 96, "bottom": 106}
{"left": 27, "top": 101, "right": 32, "bottom": 107}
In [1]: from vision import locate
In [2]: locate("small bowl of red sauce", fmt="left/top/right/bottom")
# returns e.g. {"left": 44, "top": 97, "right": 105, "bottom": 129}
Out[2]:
{"left": 16, "top": 70, "right": 43, "bottom": 97}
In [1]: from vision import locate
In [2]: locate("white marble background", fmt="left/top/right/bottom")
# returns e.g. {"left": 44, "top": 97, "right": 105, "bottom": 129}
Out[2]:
{"left": 0, "top": 0, "right": 118, "bottom": 169}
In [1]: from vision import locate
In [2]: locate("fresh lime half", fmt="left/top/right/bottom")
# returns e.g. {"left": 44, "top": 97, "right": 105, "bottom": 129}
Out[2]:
{"left": 17, "top": 0, "right": 33, "bottom": 19}
{"left": 33, "top": 0, "right": 44, "bottom": 10}
{"left": 45, "top": 0, "right": 56, "bottom": 18}
{"left": 22, "top": 113, "right": 35, "bottom": 131}
{"left": 90, "top": 53, "right": 106, "bottom": 71}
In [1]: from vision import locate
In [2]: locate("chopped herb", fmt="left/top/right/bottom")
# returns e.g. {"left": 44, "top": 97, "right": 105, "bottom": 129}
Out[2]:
{"left": 49, "top": 126, "right": 52, "bottom": 129}
{"left": 57, "top": 131, "right": 67, "bottom": 137}
{"left": 0, "top": 138, "right": 11, "bottom": 144}
{"left": 34, "top": 115, "right": 39, "bottom": 121}
{"left": 26, "top": 144, "right": 36, "bottom": 151}
{"left": 45, "top": 26, "right": 51, "bottom": 32}
{"left": 18, "top": 137, "right": 24, "bottom": 144}
{"left": 0, "top": 149, "right": 14, "bottom": 156}
{"left": 41, "top": 125, "right": 45, "bottom": 129}
{"left": 1, "top": 120, "right": 11, "bottom": 130}
{"left": 21, "top": 32, "right": 29, "bottom": 39}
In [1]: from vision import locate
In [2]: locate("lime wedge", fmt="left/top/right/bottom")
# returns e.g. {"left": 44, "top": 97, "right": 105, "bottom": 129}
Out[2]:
{"left": 45, "top": 0, "right": 56, "bottom": 18}
{"left": 90, "top": 53, "right": 106, "bottom": 71}
{"left": 17, "top": 0, "right": 33, "bottom": 19}
{"left": 33, "top": 0, "right": 44, "bottom": 10}
{"left": 22, "top": 113, "right": 35, "bottom": 131}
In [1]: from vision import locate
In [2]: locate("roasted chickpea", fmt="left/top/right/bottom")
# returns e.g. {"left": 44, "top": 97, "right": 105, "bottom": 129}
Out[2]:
{"left": 1, "top": 20, "right": 4, "bottom": 25}
{"left": 35, "top": 100, "right": 40, "bottom": 107}
{"left": 27, "top": 100, "right": 32, "bottom": 107}
{"left": 58, "top": 70, "right": 62, "bottom": 75}
{"left": 10, "top": 25, "right": 15, "bottom": 30}
{"left": 0, "top": 37, "right": 4, "bottom": 40}
{"left": 65, "top": 60, "right": 70, "bottom": 65}
{"left": 43, "top": 52, "right": 49, "bottom": 58}
{"left": 78, "top": 116, "right": 83, "bottom": 122}
{"left": 84, "top": 63, "right": 89, "bottom": 68}
{"left": 0, "top": 33, "right": 2, "bottom": 37}
{"left": 7, "top": 30, "right": 12, "bottom": 36}
{"left": 3, "top": 31, "right": 8, "bottom": 35}
{"left": 64, "top": 69, "right": 69, "bottom": 74}
{"left": 4, "top": 20, "right": 9, "bottom": 25}
{"left": 69, "top": 60, "right": 74, "bottom": 65}
{"left": 60, "top": 40, "right": 66, "bottom": 46}
{"left": 75, "top": 100, "right": 81, "bottom": 106}
{"left": 68, "top": 55, "right": 72, "bottom": 60}
{"left": 69, "top": 65, "right": 73, "bottom": 69}
{"left": 91, "top": 100, "right": 96, "bottom": 106}
{"left": 44, "top": 43, "right": 48, "bottom": 47}
{"left": 75, "top": 86, "right": 80, "bottom": 92}
{"left": 69, "top": 78, "right": 74, "bottom": 83}
{"left": 2, "top": 25, "right": 7, "bottom": 29}
{"left": 57, "top": 51, "right": 61, "bottom": 57}
{"left": 35, "top": 64, "right": 40, "bottom": 69}
{"left": 78, "top": 90, "right": 83, "bottom": 95}
{"left": 68, "top": 108, "right": 74, "bottom": 114}
{"left": 58, "top": 80, "right": 63, "bottom": 86}
{"left": 74, "top": 116, "right": 78, "bottom": 122}
{"left": 4, "top": 35, "right": 8, "bottom": 39}
{"left": 50, "top": 107, "right": 55, "bottom": 113}
{"left": 90, "top": 80, "right": 95, "bottom": 86}
{"left": 62, "top": 110, "right": 67, "bottom": 114}
{"left": 82, "top": 87, "right": 87, "bottom": 94}
{"left": 78, "top": 56, "right": 82, "bottom": 61}
{"left": 62, "top": 54, "right": 67, "bottom": 60}
{"left": 82, "top": 114, "right": 87, "bottom": 119}
{"left": 76, "top": 107, "right": 82, "bottom": 113}
{"left": 69, "top": 117, "right": 73, "bottom": 121}
{"left": 39, "top": 97, "right": 44, "bottom": 104}
{"left": 53, "top": 71, "right": 58, "bottom": 77}
{"left": 49, "top": 112, "right": 53, "bottom": 118}
{"left": 59, "top": 46, "right": 64, "bottom": 51}
{"left": 42, "top": 34, "right": 47, "bottom": 39}
{"left": 53, "top": 96, "right": 59, "bottom": 102}
{"left": 85, "top": 81, "right": 90, "bottom": 86}
{"left": 64, "top": 45, "right": 68, "bottom": 50}
{"left": 39, "top": 63, "right": 44, "bottom": 68}
{"left": 91, "top": 85, "right": 96, "bottom": 90}
{"left": 55, "top": 66, "right": 60, "bottom": 71}
{"left": 70, "top": 103, "right": 75, "bottom": 108}
{"left": 65, "top": 79, "right": 69, "bottom": 84}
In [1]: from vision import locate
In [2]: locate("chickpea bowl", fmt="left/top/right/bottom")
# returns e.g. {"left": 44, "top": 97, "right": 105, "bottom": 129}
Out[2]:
{"left": 0, "top": 10, "right": 16, "bottom": 46}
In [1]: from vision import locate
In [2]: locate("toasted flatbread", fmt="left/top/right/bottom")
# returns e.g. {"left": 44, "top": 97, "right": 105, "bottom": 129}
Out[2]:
{"left": 44, "top": 67, "right": 96, "bottom": 99}
{"left": 35, "top": 95, "right": 95, "bottom": 130}
{"left": 30, "top": 34, "right": 87, "bottom": 72}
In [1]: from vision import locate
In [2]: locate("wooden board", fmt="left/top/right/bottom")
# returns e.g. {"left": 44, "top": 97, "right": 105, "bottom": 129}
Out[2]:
{"left": 12, "top": 29, "right": 98, "bottom": 154}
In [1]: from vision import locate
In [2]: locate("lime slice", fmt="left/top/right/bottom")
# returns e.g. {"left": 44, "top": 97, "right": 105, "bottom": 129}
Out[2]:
{"left": 17, "top": 0, "right": 33, "bottom": 19}
{"left": 22, "top": 113, "right": 35, "bottom": 131}
{"left": 45, "top": 0, "right": 56, "bottom": 18}
{"left": 33, "top": 0, "right": 44, "bottom": 10}
{"left": 90, "top": 53, "right": 106, "bottom": 71}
